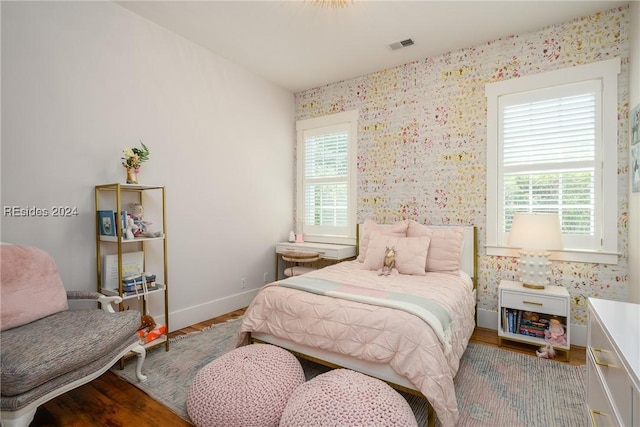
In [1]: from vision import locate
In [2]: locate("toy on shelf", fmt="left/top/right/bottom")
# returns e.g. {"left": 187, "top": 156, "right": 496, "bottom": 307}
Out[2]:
{"left": 138, "top": 313, "right": 166, "bottom": 343}
{"left": 139, "top": 324, "right": 166, "bottom": 343}
{"left": 544, "top": 318, "right": 567, "bottom": 346}
{"left": 123, "top": 215, "right": 139, "bottom": 240}
{"left": 130, "top": 203, "right": 163, "bottom": 238}
{"left": 139, "top": 314, "right": 156, "bottom": 332}
{"left": 536, "top": 318, "right": 566, "bottom": 359}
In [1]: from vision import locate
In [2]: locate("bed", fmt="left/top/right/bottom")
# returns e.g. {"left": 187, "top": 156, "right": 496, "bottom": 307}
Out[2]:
{"left": 237, "top": 219, "right": 477, "bottom": 427}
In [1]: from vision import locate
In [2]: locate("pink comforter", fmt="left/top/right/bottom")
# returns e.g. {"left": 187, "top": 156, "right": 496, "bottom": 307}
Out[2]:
{"left": 238, "top": 261, "right": 476, "bottom": 427}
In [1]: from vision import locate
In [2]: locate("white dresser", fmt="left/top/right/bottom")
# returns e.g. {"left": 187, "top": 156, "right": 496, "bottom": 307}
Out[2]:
{"left": 587, "top": 298, "right": 640, "bottom": 427}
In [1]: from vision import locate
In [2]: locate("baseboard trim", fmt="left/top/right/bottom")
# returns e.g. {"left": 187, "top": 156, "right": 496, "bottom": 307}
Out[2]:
{"left": 477, "top": 308, "right": 586, "bottom": 347}
{"left": 165, "top": 289, "right": 259, "bottom": 332}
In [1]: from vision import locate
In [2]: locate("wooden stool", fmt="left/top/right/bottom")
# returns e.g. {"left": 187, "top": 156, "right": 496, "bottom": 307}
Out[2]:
{"left": 281, "top": 250, "right": 319, "bottom": 277}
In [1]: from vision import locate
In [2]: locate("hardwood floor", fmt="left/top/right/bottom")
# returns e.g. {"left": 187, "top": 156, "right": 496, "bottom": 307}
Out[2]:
{"left": 30, "top": 308, "right": 585, "bottom": 426}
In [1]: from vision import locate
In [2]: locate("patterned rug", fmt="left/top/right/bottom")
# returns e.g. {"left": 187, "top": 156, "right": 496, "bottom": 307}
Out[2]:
{"left": 111, "top": 318, "right": 586, "bottom": 426}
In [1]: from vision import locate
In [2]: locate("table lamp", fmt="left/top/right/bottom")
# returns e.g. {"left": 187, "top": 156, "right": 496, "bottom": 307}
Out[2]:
{"left": 507, "top": 212, "right": 563, "bottom": 289}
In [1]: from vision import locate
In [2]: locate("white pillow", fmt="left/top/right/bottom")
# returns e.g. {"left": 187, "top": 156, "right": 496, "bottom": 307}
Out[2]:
{"left": 406, "top": 220, "right": 464, "bottom": 274}
{"left": 357, "top": 218, "right": 408, "bottom": 262}
{"left": 363, "top": 232, "right": 431, "bottom": 276}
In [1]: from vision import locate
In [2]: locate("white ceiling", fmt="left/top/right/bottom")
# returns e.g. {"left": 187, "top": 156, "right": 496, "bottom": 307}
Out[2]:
{"left": 116, "top": 0, "right": 629, "bottom": 93}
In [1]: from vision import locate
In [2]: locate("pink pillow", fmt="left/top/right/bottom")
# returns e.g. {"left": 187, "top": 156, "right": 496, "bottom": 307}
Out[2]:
{"left": 357, "top": 218, "right": 408, "bottom": 262}
{"left": 406, "top": 221, "right": 464, "bottom": 274}
{"left": 1, "top": 245, "right": 68, "bottom": 331}
{"left": 363, "top": 232, "right": 430, "bottom": 276}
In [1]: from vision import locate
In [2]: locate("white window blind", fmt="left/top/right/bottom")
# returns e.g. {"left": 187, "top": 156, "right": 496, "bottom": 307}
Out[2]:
{"left": 500, "top": 81, "right": 600, "bottom": 249}
{"left": 485, "top": 58, "right": 620, "bottom": 264}
{"left": 296, "top": 110, "right": 358, "bottom": 245}
{"left": 303, "top": 126, "right": 349, "bottom": 233}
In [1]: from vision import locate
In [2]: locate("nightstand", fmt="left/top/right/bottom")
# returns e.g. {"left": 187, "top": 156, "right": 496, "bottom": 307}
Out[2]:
{"left": 498, "top": 279, "right": 570, "bottom": 360}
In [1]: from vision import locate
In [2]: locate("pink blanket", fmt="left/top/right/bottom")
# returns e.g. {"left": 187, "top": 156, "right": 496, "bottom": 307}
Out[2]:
{"left": 238, "top": 261, "right": 476, "bottom": 427}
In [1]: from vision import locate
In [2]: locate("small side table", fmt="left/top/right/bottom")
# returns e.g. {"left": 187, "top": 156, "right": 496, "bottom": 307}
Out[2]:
{"left": 281, "top": 250, "right": 320, "bottom": 277}
{"left": 498, "top": 279, "right": 570, "bottom": 360}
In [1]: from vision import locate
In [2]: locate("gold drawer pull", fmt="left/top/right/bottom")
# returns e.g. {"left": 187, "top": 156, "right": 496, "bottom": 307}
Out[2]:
{"left": 522, "top": 300, "right": 543, "bottom": 306}
{"left": 589, "top": 408, "right": 608, "bottom": 427}
{"left": 590, "top": 348, "right": 618, "bottom": 368}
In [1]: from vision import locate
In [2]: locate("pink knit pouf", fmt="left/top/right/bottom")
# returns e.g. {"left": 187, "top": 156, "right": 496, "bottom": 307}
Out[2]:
{"left": 279, "top": 369, "right": 418, "bottom": 427}
{"left": 186, "top": 344, "right": 305, "bottom": 427}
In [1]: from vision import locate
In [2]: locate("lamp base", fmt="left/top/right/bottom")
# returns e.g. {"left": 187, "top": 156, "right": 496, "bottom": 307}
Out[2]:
{"left": 517, "top": 249, "right": 552, "bottom": 289}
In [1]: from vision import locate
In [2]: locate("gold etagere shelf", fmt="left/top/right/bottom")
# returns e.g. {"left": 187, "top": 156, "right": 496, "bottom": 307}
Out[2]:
{"left": 94, "top": 183, "right": 169, "bottom": 354}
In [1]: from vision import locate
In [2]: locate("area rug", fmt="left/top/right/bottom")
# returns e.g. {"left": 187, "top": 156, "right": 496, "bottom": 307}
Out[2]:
{"left": 112, "top": 318, "right": 586, "bottom": 426}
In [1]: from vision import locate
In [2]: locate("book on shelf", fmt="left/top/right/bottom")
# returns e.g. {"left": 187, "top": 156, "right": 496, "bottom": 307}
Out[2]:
{"left": 502, "top": 307, "right": 565, "bottom": 337}
{"left": 519, "top": 326, "right": 545, "bottom": 338}
{"left": 121, "top": 274, "right": 159, "bottom": 295}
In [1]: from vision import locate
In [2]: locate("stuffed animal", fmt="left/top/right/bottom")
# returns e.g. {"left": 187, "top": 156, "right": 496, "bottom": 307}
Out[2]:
{"left": 139, "top": 314, "right": 156, "bottom": 332}
{"left": 536, "top": 343, "right": 556, "bottom": 359}
{"left": 123, "top": 215, "right": 139, "bottom": 239}
{"left": 378, "top": 246, "right": 398, "bottom": 276}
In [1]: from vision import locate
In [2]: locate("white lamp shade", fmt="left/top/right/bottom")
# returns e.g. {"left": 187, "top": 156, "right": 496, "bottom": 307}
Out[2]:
{"left": 508, "top": 212, "right": 563, "bottom": 250}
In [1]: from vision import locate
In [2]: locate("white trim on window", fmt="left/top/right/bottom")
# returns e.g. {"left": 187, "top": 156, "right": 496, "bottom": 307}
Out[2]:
{"left": 296, "top": 110, "right": 358, "bottom": 245}
{"left": 485, "top": 58, "right": 620, "bottom": 264}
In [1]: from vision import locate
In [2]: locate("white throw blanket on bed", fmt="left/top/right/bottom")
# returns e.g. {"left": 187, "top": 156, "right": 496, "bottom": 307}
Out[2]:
{"left": 278, "top": 275, "right": 454, "bottom": 351}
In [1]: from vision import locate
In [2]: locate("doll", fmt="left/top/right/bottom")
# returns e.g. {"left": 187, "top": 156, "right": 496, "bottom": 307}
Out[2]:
{"left": 544, "top": 318, "right": 567, "bottom": 346}
{"left": 129, "top": 203, "right": 148, "bottom": 236}
{"left": 536, "top": 318, "right": 566, "bottom": 359}
{"left": 129, "top": 203, "right": 162, "bottom": 238}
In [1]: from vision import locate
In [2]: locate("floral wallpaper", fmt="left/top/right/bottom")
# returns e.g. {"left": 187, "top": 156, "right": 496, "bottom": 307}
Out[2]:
{"left": 295, "top": 6, "right": 630, "bottom": 326}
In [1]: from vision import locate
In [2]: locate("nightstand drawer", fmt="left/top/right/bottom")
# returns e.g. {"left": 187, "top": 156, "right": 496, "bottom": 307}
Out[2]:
{"left": 590, "top": 315, "right": 632, "bottom": 426}
{"left": 501, "top": 290, "right": 568, "bottom": 316}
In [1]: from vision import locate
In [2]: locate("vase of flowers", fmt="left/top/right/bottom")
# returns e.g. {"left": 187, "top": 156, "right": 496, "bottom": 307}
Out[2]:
{"left": 122, "top": 142, "right": 150, "bottom": 184}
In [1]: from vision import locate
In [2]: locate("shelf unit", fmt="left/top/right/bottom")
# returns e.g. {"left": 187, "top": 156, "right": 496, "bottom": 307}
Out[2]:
{"left": 498, "top": 279, "right": 570, "bottom": 360}
{"left": 95, "top": 183, "right": 169, "bottom": 353}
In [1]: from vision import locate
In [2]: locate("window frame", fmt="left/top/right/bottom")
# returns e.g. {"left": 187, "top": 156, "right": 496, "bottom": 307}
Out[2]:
{"left": 485, "top": 58, "right": 620, "bottom": 264}
{"left": 295, "top": 109, "right": 358, "bottom": 245}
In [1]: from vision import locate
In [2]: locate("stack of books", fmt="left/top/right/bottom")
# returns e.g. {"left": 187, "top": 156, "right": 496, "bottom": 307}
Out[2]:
{"left": 122, "top": 273, "right": 158, "bottom": 295}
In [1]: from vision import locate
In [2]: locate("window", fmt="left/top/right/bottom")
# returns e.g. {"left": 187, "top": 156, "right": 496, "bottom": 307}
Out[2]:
{"left": 296, "top": 110, "right": 358, "bottom": 245}
{"left": 486, "top": 58, "right": 620, "bottom": 264}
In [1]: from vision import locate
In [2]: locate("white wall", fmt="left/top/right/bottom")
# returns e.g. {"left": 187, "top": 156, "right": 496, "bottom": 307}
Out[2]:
{"left": 629, "top": 2, "right": 640, "bottom": 304}
{"left": 1, "top": 2, "right": 295, "bottom": 330}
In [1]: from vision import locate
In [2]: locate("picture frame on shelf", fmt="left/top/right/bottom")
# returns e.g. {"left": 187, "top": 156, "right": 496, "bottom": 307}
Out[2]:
{"left": 98, "top": 210, "right": 116, "bottom": 236}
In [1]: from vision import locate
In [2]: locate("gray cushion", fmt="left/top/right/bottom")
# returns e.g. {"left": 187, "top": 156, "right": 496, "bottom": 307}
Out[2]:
{"left": 1, "top": 309, "right": 140, "bottom": 396}
{"left": 1, "top": 336, "right": 138, "bottom": 412}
